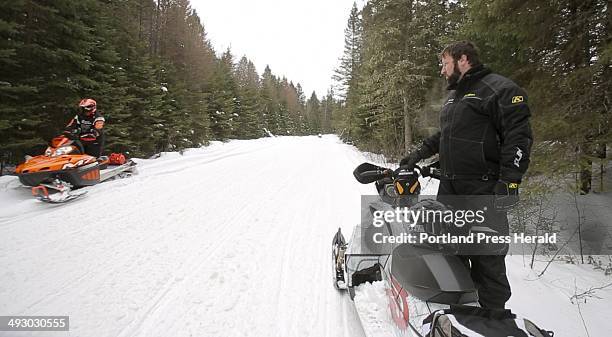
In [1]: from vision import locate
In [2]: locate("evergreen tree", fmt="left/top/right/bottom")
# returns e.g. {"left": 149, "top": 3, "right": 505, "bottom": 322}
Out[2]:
{"left": 234, "top": 56, "right": 262, "bottom": 139}
{"left": 333, "top": 2, "right": 364, "bottom": 141}
{"left": 333, "top": 2, "right": 363, "bottom": 100}
{"left": 98, "top": 0, "right": 164, "bottom": 156}
{"left": 283, "top": 81, "right": 301, "bottom": 135}
{"left": 294, "top": 83, "right": 307, "bottom": 134}
{"left": 260, "top": 65, "right": 279, "bottom": 135}
{"left": 0, "top": 0, "right": 345, "bottom": 166}
{"left": 207, "top": 48, "right": 239, "bottom": 140}
{"left": 1, "top": 0, "right": 105, "bottom": 158}
{"left": 305, "top": 92, "right": 321, "bottom": 133}
{"left": 0, "top": 1, "right": 39, "bottom": 162}
{"left": 332, "top": 0, "right": 457, "bottom": 155}
{"left": 182, "top": 7, "right": 214, "bottom": 146}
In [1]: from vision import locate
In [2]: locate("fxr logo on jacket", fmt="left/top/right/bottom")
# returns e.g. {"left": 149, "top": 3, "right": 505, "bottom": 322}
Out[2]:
{"left": 514, "top": 147, "right": 523, "bottom": 168}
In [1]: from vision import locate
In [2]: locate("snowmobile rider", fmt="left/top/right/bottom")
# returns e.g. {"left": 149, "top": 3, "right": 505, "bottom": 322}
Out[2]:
{"left": 399, "top": 41, "right": 533, "bottom": 309}
{"left": 64, "top": 98, "right": 105, "bottom": 158}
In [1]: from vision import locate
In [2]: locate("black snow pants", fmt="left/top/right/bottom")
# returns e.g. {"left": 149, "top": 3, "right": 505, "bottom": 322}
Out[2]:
{"left": 81, "top": 133, "right": 105, "bottom": 158}
{"left": 437, "top": 179, "right": 512, "bottom": 309}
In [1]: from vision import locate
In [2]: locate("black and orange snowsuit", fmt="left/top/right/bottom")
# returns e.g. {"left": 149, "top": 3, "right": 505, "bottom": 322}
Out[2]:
{"left": 65, "top": 110, "right": 105, "bottom": 158}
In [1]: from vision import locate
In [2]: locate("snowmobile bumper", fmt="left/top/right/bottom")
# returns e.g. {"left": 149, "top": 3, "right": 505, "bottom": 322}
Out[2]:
{"left": 18, "top": 162, "right": 100, "bottom": 187}
{"left": 342, "top": 225, "right": 390, "bottom": 299}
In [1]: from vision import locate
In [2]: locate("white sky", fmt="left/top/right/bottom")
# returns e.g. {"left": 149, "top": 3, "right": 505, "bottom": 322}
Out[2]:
{"left": 190, "top": 0, "right": 364, "bottom": 98}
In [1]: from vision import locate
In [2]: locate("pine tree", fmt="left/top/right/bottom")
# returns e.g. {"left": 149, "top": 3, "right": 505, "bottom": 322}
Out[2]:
{"left": 283, "top": 81, "right": 302, "bottom": 134}
{"left": 332, "top": 2, "right": 363, "bottom": 141}
{"left": 234, "top": 56, "right": 262, "bottom": 139}
{"left": 0, "top": 1, "right": 39, "bottom": 163}
{"left": 305, "top": 92, "right": 321, "bottom": 133}
{"left": 1, "top": 0, "right": 105, "bottom": 159}
{"left": 333, "top": 2, "right": 363, "bottom": 100}
{"left": 340, "top": 0, "right": 455, "bottom": 155}
{"left": 182, "top": 7, "right": 214, "bottom": 146}
{"left": 0, "top": 0, "right": 343, "bottom": 163}
{"left": 294, "top": 83, "right": 307, "bottom": 134}
{"left": 208, "top": 48, "right": 239, "bottom": 140}
{"left": 260, "top": 65, "right": 280, "bottom": 135}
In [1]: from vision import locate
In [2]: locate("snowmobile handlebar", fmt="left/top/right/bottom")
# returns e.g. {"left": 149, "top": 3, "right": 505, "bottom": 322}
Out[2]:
{"left": 53, "top": 134, "right": 85, "bottom": 154}
{"left": 353, "top": 162, "right": 440, "bottom": 184}
{"left": 415, "top": 163, "right": 441, "bottom": 180}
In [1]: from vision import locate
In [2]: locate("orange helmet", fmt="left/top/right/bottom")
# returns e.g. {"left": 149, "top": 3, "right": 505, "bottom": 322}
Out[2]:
{"left": 78, "top": 98, "right": 97, "bottom": 116}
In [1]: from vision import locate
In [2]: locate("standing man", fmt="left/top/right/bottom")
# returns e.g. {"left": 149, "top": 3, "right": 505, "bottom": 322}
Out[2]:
{"left": 400, "top": 41, "right": 533, "bottom": 309}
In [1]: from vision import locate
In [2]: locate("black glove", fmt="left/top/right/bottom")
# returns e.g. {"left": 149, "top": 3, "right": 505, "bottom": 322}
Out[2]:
{"left": 494, "top": 180, "right": 519, "bottom": 210}
{"left": 399, "top": 150, "right": 423, "bottom": 170}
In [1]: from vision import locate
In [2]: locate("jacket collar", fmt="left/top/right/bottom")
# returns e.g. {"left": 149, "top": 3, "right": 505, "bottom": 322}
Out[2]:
{"left": 447, "top": 64, "right": 491, "bottom": 91}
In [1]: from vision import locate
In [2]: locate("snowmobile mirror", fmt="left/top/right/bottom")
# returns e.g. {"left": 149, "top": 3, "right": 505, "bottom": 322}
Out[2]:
{"left": 353, "top": 162, "right": 389, "bottom": 184}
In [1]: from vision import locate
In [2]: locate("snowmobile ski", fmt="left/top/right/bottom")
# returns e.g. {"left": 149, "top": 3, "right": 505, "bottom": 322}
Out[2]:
{"left": 31, "top": 180, "right": 88, "bottom": 204}
{"left": 332, "top": 228, "right": 348, "bottom": 290}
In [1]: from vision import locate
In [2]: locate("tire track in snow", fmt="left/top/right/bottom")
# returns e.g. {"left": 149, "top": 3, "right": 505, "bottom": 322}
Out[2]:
{"left": 0, "top": 135, "right": 372, "bottom": 337}
{"left": 113, "top": 143, "right": 298, "bottom": 337}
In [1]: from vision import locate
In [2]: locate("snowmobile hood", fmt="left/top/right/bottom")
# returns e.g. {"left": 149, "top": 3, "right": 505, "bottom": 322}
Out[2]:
{"left": 16, "top": 154, "right": 97, "bottom": 174}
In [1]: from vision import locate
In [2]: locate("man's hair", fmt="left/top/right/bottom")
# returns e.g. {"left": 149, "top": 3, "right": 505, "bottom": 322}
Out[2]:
{"left": 440, "top": 41, "right": 481, "bottom": 66}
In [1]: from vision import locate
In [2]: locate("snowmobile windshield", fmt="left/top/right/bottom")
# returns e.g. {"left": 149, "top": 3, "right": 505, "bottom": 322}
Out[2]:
{"left": 53, "top": 146, "right": 76, "bottom": 156}
{"left": 50, "top": 136, "right": 71, "bottom": 148}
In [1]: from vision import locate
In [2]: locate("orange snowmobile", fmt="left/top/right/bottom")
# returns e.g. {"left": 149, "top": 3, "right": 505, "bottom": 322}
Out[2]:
{"left": 15, "top": 135, "right": 136, "bottom": 203}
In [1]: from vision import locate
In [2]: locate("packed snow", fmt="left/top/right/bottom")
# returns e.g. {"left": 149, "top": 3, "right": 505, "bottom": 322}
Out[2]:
{"left": 0, "top": 135, "right": 610, "bottom": 337}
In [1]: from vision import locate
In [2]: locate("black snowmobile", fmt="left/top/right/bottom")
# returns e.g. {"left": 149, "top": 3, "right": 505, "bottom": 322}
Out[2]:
{"left": 332, "top": 163, "right": 554, "bottom": 337}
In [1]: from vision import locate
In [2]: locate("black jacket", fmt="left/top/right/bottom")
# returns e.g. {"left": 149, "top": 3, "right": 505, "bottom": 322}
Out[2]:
{"left": 65, "top": 111, "right": 105, "bottom": 142}
{"left": 421, "top": 65, "right": 532, "bottom": 183}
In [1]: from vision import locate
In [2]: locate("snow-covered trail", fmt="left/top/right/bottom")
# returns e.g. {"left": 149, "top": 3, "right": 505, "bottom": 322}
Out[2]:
{"left": 0, "top": 135, "right": 373, "bottom": 337}
{"left": 2, "top": 135, "right": 611, "bottom": 337}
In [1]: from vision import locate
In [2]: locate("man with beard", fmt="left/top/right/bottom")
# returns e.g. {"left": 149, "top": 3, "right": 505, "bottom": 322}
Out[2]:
{"left": 400, "top": 41, "right": 533, "bottom": 309}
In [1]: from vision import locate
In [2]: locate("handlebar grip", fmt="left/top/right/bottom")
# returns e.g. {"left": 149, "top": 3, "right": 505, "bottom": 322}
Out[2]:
{"left": 416, "top": 165, "right": 441, "bottom": 180}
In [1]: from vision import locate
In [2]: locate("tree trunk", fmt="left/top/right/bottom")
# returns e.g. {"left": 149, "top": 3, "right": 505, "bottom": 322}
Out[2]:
{"left": 577, "top": 143, "right": 592, "bottom": 194}
{"left": 403, "top": 91, "right": 413, "bottom": 155}
{"left": 138, "top": 0, "right": 143, "bottom": 41}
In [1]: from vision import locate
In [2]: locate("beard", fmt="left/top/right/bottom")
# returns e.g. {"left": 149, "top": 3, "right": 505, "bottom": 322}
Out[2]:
{"left": 446, "top": 61, "right": 462, "bottom": 86}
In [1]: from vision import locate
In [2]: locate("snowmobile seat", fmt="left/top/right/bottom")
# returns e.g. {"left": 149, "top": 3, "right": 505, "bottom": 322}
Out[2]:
{"left": 391, "top": 243, "right": 477, "bottom": 305}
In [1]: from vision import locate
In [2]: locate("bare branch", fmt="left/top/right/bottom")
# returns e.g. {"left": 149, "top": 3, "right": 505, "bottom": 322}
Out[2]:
{"left": 569, "top": 282, "right": 612, "bottom": 302}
